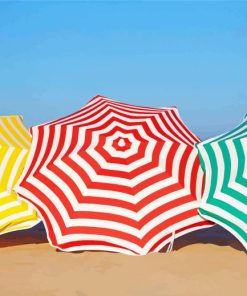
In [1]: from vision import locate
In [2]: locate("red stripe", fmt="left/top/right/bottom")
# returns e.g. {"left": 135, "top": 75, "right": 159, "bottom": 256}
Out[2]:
{"left": 149, "top": 220, "right": 214, "bottom": 252}
{"left": 190, "top": 155, "right": 201, "bottom": 198}
{"left": 170, "top": 109, "right": 200, "bottom": 143}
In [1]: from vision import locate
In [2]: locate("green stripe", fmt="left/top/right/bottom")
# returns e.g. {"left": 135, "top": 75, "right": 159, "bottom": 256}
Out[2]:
{"left": 196, "top": 144, "right": 206, "bottom": 173}
{"left": 205, "top": 196, "right": 247, "bottom": 223}
{"left": 203, "top": 143, "right": 218, "bottom": 199}
{"left": 220, "top": 140, "right": 247, "bottom": 205}
{"left": 235, "top": 138, "right": 247, "bottom": 188}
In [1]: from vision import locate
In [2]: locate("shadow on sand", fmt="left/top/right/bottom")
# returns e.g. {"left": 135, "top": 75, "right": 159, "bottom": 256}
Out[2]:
{"left": 0, "top": 223, "right": 245, "bottom": 254}
{"left": 171, "top": 225, "right": 246, "bottom": 254}
{"left": 0, "top": 223, "right": 48, "bottom": 248}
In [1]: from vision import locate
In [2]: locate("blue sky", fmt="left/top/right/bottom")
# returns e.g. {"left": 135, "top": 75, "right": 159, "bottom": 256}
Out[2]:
{"left": 0, "top": 1, "right": 246, "bottom": 139}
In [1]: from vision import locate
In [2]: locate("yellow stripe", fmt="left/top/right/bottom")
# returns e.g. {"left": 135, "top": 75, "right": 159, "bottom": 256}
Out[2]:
{"left": 0, "top": 115, "right": 39, "bottom": 234}
{"left": 0, "top": 148, "right": 22, "bottom": 189}
{"left": 13, "top": 116, "right": 31, "bottom": 145}
{"left": 0, "top": 116, "right": 30, "bottom": 148}
{"left": 0, "top": 146, "right": 8, "bottom": 166}
{"left": 1, "top": 222, "right": 36, "bottom": 235}
{"left": 0, "top": 190, "right": 17, "bottom": 205}
{"left": 13, "top": 151, "right": 28, "bottom": 186}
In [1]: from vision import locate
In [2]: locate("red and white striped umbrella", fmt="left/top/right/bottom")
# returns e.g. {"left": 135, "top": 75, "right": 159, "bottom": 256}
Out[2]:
{"left": 16, "top": 96, "right": 212, "bottom": 255}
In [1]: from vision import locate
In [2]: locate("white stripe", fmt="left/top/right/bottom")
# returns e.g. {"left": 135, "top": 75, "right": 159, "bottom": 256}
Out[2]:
{"left": 199, "top": 206, "right": 247, "bottom": 250}
{"left": 7, "top": 116, "right": 30, "bottom": 147}
{"left": 0, "top": 204, "right": 35, "bottom": 226}
{"left": 163, "top": 111, "right": 192, "bottom": 146}
{"left": 7, "top": 149, "right": 28, "bottom": 190}
{"left": 155, "top": 112, "right": 187, "bottom": 145}
{"left": 195, "top": 165, "right": 204, "bottom": 202}
{"left": 0, "top": 199, "right": 21, "bottom": 212}
{"left": 103, "top": 131, "right": 140, "bottom": 158}
{"left": 200, "top": 203, "right": 247, "bottom": 232}
{"left": 2, "top": 220, "right": 40, "bottom": 234}
{"left": 0, "top": 118, "right": 21, "bottom": 147}
{"left": 212, "top": 141, "right": 247, "bottom": 213}
{"left": 0, "top": 147, "right": 15, "bottom": 183}
{"left": 27, "top": 125, "right": 49, "bottom": 177}
{"left": 146, "top": 215, "right": 206, "bottom": 252}
{"left": 0, "top": 129, "right": 12, "bottom": 146}
{"left": 242, "top": 138, "right": 247, "bottom": 179}
{"left": 169, "top": 109, "right": 199, "bottom": 144}
{"left": 227, "top": 140, "right": 247, "bottom": 197}
{"left": 15, "top": 126, "right": 39, "bottom": 189}
{"left": 197, "top": 144, "right": 212, "bottom": 205}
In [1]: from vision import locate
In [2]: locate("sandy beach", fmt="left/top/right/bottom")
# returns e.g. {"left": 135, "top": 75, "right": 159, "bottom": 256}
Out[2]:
{"left": 0, "top": 224, "right": 246, "bottom": 296}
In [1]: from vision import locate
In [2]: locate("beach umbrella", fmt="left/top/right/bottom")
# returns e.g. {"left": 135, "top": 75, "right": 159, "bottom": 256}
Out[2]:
{"left": 0, "top": 115, "right": 39, "bottom": 234}
{"left": 196, "top": 115, "right": 247, "bottom": 250}
{"left": 16, "top": 96, "right": 212, "bottom": 255}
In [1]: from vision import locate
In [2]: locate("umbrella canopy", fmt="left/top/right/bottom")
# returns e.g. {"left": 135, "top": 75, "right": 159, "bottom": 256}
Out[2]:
{"left": 16, "top": 96, "right": 212, "bottom": 254}
{"left": 0, "top": 115, "right": 39, "bottom": 234}
{"left": 196, "top": 115, "right": 247, "bottom": 250}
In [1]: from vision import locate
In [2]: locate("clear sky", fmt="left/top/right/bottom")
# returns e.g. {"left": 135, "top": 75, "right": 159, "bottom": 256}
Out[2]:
{"left": 0, "top": 1, "right": 246, "bottom": 139}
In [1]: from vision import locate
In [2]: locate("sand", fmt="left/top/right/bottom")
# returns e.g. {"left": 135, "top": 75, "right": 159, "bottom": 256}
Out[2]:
{"left": 0, "top": 224, "right": 246, "bottom": 296}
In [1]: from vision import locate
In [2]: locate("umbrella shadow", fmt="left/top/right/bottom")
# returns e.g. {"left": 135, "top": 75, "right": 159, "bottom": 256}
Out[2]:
{"left": 1, "top": 223, "right": 246, "bottom": 254}
{"left": 0, "top": 223, "right": 48, "bottom": 248}
{"left": 56, "top": 225, "right": 246, "bottom": 255}
{"left": 169, "top": 225, "right": 246, "bottom": 254}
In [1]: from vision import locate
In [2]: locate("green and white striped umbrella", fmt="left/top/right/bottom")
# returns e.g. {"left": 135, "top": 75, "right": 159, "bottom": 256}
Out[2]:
{"left": 196, "top": 114, "right": 247, "bottom": 250}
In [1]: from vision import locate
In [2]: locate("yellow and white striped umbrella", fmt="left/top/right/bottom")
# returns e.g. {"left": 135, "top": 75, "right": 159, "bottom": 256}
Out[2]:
{"left": 0, "top": 115, "right": 39, "bottom": 234}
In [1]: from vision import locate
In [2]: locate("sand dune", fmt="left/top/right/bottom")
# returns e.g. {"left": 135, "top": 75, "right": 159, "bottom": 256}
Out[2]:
{"left": 0, "top": 224, "right": 246, "bottom": 296}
